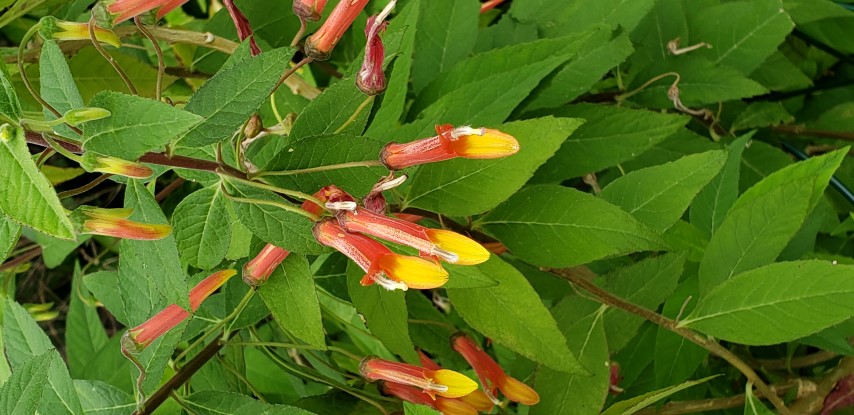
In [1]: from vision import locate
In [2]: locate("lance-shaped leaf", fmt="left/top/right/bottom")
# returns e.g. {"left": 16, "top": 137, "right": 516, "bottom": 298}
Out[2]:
{"left": 172, "top": 187, "right": 231, "bottom": 270}
{"left": 260, "top": 255, "right": 326, "bottom": 349}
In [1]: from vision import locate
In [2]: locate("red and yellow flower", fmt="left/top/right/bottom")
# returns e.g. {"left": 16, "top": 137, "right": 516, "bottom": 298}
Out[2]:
{"left": 381, "top": 124, "right": 519, "bottom": 170}
{"left": 76, "top": 207, "right": 171, "bottom": 240}
{"left": 361, "top": 357, "right": 478, "bottom": 400}
{"left": 242, "top": 243, "right": 290, "bottom": 286}
{"left": 452, "top": 333, "right": 540, "bottom": 406}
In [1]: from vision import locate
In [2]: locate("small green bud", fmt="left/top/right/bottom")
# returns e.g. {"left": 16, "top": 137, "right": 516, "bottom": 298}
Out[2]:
{"left": 0, "top": 123, "right": 16, "bottom": 142}
{"left": 63, "top": 107, "right": 111, "bottom": 126}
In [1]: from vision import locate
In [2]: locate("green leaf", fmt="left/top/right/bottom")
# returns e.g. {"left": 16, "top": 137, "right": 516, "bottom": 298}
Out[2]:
{"left": 3, "top": 298, "right": 53, "bottom": 368}
{"left": 178, "top": 47, "right": 295, "bottom": 148}
{"left": 185, "top": 390, "right": 316, "bottom": 415}
{"left": 601, "top": 375, "right": 718, "bottom": 415}
{"left": 478, "top": 185, "right": 666, "bottom": 268}
{"left": 654, "top": 276, "right": 707, "bottom": 388}
{"left": 731, "top": 102, "right": 794, "bottom": 131}
{"left": 532, "top": 104, "right": 688, "bottom": 183}
{"left": 0, "top": 65, "right": 21, "bottom": 122}
{"left": 744, "top": 382, "right": 776, "bottom": 415}
{"left": 443, "top": 264, "right": 497, "bottom": 289}
{"left": 74, "top": 380, "right": 134, "bottom": 415}
{"left": 41, "top": 350, "right": 85, "bottom": 415}
{"left": 629, "top": 0, "right": 689, "bottom": 72}
{"left": 403, "top": 117, "right": 583, "bottom": 216}
{"left": 690, "top": 134, "right": 751, "bottom": 237}
{"left": 681, "top": 260, "right": 854, "bottom": 345}
{"left": 447, "top": 256, "right": 585, "bottom": 374}
{"left": 260, "top": 254, "right": 326, "bottom": 349}
{"left": 172, "top": 187, "right": 231, "bottom": 269}
{"left": 68, "top": 48, "right": 176, "bottom": 102}
{"left": 41, "top": 165, "right": 85, "bottom": 186}
{"left": 0, "top": 351, "right": 51, "bottom": 415}
{"left": 224, "top": 181, "right": 324, "bottom": 254}
{"left": 404, "top": 402, "right": 440, "bottom": 415}
{"left": 690, "top": 0, "right": 794, "bottom": 74}
{"left": 260, "top": 135, "right": 388, "bottom": 196}
{"left": 510, "top": 0, "right": 654, "bottom": 37}
{"left": 289, "top": 79, "right": 374, "bottom": 140}
{"left": 66, "top": 264, "right": 109, "bottom": 378}
{"left": 698, "top": 149, "right": 846, "bottom": 294}
{"left": 411, "top": 0, "right": 480, "bottom": 93}
{"left": 23, "top": 229, "right": 89, "bottom": 269}
{"left": 0, "top": 217, "right": 20, "bottom": 263}
{"left": 785, "top": 0, "right": 854, "bottom": 54}
{"left": 749, "top": 51, "right": 813, "bottom": 91}
{"left": 0, "top": 127, "right": 75, "bottom": 239}
{"left": 532, "top": 305, "right": 609, "bottom": 415}
{"left": 39, "top": 40, "right": 83, "bottom": 139}
{"left": 120, "top": 180, "right": 189, "bottom": 314}
{"left": 662, "top": 221, "right": 708, "bottom": 263}
{"left": 82, "top": 91, "right": 203, "bottom": 160}
{"left": 601, "top": 150, "right": 726, "bottom": 232}
{"left": 346, "top": 263, "right": 418, "bottom": 362}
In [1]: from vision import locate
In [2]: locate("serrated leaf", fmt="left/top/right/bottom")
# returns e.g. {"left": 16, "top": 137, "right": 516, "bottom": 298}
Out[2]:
{"left": 478, "top": 185, "right": 666, "bottom": 268}
{"left": 224, "top": 181, "right": 324, "bottom": 254}
{"left": 690, "top": 134, "right": 751, "bottom": 237}
{"left": 68, "top": 48, "right": 177, "bottom": 102}
{"left": 74, "top": 380, "right": 134, "bottom": 415}
{"left": 39, "top": 40, "right": 83, "bottom": 139}
{"left": 82, "top": 91, "right": 203, "bottom": 160}
{"left": 0, "top": 127, "right": 75, "bottom": 239}
{"left": 119, "top": 180, "right": 189, "bottom": 314}
{"left": 601, "top": 150, "right": 727, "bottom": 232}
{"left": 172, "top": 187, "right": 231, "bottom": 269}
{"left": 404, "top": 401, "right": 440, "bottom": 415}
{"left": 532, "top": 104, "right": 688, "bottom": 183}
{"left": 66, "top": 264, "right": 109, "bottom": 378}
{"left": 346, "top": 263, "right": 418, "bottom": 362}
{"left": 403, "top": 117, "right": 583, "bottom": 216}
{"left": 411, "top": 0, "right": 479, "bottom": 93}
{"left": 690, "top": 0, "right": 794, "bottom": 74}
{"left": 185, "top": 390, "right": 316, "bottom": 415}
{"left": 698, "top": 149, "right": 846, "bottom": 294}
{"left": 289, "top": 79, "right": 375, "bottom": 140}
{"left": 682, "top": 260, "right": 854, "bottom": 345}
{"left": 260, "top": 254, "right": 326, "bottom": 349}
{"left": 178, "top": 47, "right": 295, "bottom": 147}
{"left": 447, "top": 256, "right": 585, "bottom": 374}
{"left": 0, "top": 351, "right": 51, "bottom": 415}
{"left": 601, "top": 375, "right": 718, "bottom": 415}
{"left": 749, "top": 51, "right": 813, "bottom": 91}
{"left": 3, "top": 298, "right": 54, "bottom": 368}
{"left": 41, "top": 349, "right": 85, "bottom": 415}
{"left": 260, "top": 135, "right": 388, "bottom": 196}
{"left": 443, "top": 264, "right": 497, "bottom": 289}
{"left": 785, "top": 0, "right": 854, "bottom": 54}
{"left": 0, "top": 65, "right": 21, "bottom": 122}
{"left": 731, "top": 102, "right": 794, "bottom": 131}
{"left": 532, "top": 305, "right": 609, "bottom": 415}
{"left": 510, "top": 0, "right": 654, "bottom": 37}
{"left": 0, "top": 217, "right": 20, "bottom": 263}
{"left": 654, "top": 276, "right": 707, "bottom": 388}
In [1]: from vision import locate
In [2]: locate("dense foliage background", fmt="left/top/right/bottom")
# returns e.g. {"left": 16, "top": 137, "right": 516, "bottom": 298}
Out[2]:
{"left": 1, "top": 0, "right": 854, "bottom": 414}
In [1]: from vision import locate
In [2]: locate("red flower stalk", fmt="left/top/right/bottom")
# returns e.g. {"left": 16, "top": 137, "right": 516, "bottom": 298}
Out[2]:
{"left": 337, "top": 207, "right": 489, "bottom": 265}
{"left": 356, "top": 0, "right": 395, "bottom": 95}
{"left": 304, "top": 0, "right": 370, "bottom": 60}
{"left": 243, "top": 243, "right": 290, "bottom": 286}
{"left": 313, "top": 219, "right": 448, "bottom": 291}
{"left": 77, "top": 207, "right": 171, "bottom": 240}
{"left": 122, "top": 269, "right": 236, "bottom": 352}
{"left": 103, "top": 0, "right": 189, "bottom": 24}
{"left": 361, "top": 357, "right": 478, "bottom": 399}
{"left": 293, "top": 0, "right": 329, "bottom": 21}
{"left": 452, "top": 333, "right": 540, "bottom": 406}
{"left": 381, "top": 124, "right": 519, "bottom": 170}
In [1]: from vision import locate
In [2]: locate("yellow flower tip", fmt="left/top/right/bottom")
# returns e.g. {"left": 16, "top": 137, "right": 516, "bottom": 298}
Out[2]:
{"left": 82, "top": 153, "right": 153, "bottom": 179}
{"left": 189, "top": 269, "right": 237, "bottom": 311}
{"left": 54, "top": 20, "right": 121, "bottom": 48}
{"left": 459, "top": 390, "right": 494, "bottom": 412}
{"left": 436, "top": 398, "right": 479, "bottom": 415}
{"left": 378, "top": 254, "right": 449, "bottom": 290}
{"left": 83, "top": 219, "right": 172, "bottom": 240}
{"left": 430, "top": 369, "right": 478, "bottom": 399}
{"left": 426, "top": 229, "right": 490, "bottom": 265}
{"left": 498, "top": 376, "right": 540, "bottom": 406}
{"left": 450, "top": 128, "right": 520, "bottom": 160}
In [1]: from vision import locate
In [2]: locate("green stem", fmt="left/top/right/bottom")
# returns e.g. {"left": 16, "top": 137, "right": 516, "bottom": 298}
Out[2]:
{"left": 215, "top": 355, "right": 268, "bottom": 402}
{"left": 252, "top": 160, "right": 385, "bottom": 179}
{"left": 41, "top": 134, "right": 82, "bottom": 163}
{"left": 134, "top": 17, "right": 164, "bottom": 101}
{"left": 18, "top": 23, "right": 64, "bottom": 120}
{"left": 219, "top": 180, "right": 320, "bottom": 221}
{"left": 615, "top": 72, "right": 680, "bottom": 104}
{"left": 333, "top": 95, "right": 375, "bottom": 134}
{"left": 175, "top": 288, "right": 256, "bottom": 364}
{"left": 89, "top": 15, "right": 137, "bottom": 95}
{"left": 57, "top": 174, "right": 112, "bottom": 199}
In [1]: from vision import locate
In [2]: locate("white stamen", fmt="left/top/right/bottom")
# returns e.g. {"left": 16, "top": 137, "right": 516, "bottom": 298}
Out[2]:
{"left": 373, "top": 273, "right": 408, "bottom": 291}
{"left": 374, "top": 174, "right": 408, "bottom": 192}
{"left": 431, "top": 246, "right": 459, "bottom": 263}
{"left": 325, "top": 201, "right": 358, "bottom": 212}
{"left": 376, "top": 0, "right": 397, "bottom": 23}
{"left": 426, "top": 383, "right": 449, "bottom": 393}
{"left": 450, "top": 125, "right": 486, "bottom": 140}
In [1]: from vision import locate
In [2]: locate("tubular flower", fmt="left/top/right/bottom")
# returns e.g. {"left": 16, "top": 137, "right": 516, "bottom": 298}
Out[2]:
{"left": 39, "top": 16, "right": 120, "bottom": 47}
{"left": 76, "top": 207, "right": 171, "bottom": 240}
{"left": 301, "top": 185, "right": 357, "bottom": 217}
{"left": 122, "top": 269, "right": 236, "bottom": 352}
{"left": 361, "top": 357, "right": 478, "bottom": 400}
{"left": 101, "top": 0, "right": 189, "bottom": 24}
{"left": 293, "top": 0, "right": 329, "bottom": 21}
{"left": 304, "top": 0, "right": 370, "bottom": 60}
{"left": 419, "top": 351, "right": 494, "bottom": 413}
{"left": 356, "top": 0, "right": 395, "bottom": 95}
{"left": 313, "top": 219, "right": 448, "bottom": 291}
{"left": 243, "top": 243, "right": 290, "bottom": 286}
{"left": 381, "top": 124, "right": 519, "bottom": 170}
{"left": 80, "top": 153, "right": 153, "bottom": 179}
{"left": 452, "top": 333, "right": 540, "bottom": 406}
{"left": 338, "top": 207, "right": 489, "bottom": 265}
{"left": 382, "top": 382, "right": 479, "bottom": 415}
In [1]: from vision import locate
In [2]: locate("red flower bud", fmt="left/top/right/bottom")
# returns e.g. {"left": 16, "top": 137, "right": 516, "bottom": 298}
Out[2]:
{"left": 243, "top": 243, "right": 290, "bottom": 286}
{"left": 293, "top": 0, "right": 329, "bottom": 21}
{"left": 452, "top": 333, "right": 540, "bottom": 406}
{"left": 304, "top": 0, "right": 370, "bottom": 60}
{"left": 356, "top": 0, "right": 395, "bottom": 95}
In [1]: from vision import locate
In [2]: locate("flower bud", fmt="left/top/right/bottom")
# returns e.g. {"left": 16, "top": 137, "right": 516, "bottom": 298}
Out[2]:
{"left": 304, "top": 0, "right": 370, "bottom": 60}
{"left": 75, "top": 206, "right": 171, "bottom": 240}
{"left": 293, "top": 0, "right": 329, "bottom": 21}
{"left": 356, "top": 0, "right": 396, "bottom": 95}
{"left": 62, "top": 107, "right": 112, "bottom": 126}
{"left": 39, "top": 16, "right": 121, "bottom": 48}
{"left": 243, "top": 243, "right": 290, "bottom": 286}
{"left": 80, "top": 152, "right": 153, "bottom": 179}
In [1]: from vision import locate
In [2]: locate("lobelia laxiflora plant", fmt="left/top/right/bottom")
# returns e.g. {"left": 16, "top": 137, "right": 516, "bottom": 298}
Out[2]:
{"left": 5, "top": 0, "right": 854, "bottom": 415}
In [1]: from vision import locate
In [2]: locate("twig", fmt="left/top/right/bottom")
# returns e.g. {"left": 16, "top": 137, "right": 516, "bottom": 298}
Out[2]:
{"left": 773, "top": 125, "right": 854, "bottom": 142}
{"left": 547, "top": 268, "right": 793, "bottom": 415}
{"left": 634, "top": 380, "right": 801, "bottom": 415}
{"left": 291, "top": 16, "right": 307, "bottom": 47}
{"left": 790, "top": 357, "right": 854, "bottom": 414}
{"left": 0, "top": 247, "right": 43, "bottom": 272}
{"left": 155, "top": 177, "right": 186, "bottom": 202}
{"left": 755, "top": 350, "right": 839, "bottom": 371}
{"left": 57, "top": 174, "right": 112, "bottom": 199}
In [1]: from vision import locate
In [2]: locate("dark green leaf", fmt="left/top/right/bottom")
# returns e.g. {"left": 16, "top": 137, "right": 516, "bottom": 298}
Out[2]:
{"left": 601, "top": 375, "right": 718, "bottom": 415}
{"left": 682, "top": 260, "right": 854, "bottom": 345}
{"left": 82, "top": 91, "right": 203, "bottom": 160}
{"left": 73, "top": 380, "right": 134, "bottom": 415}
{"left": 66, "top": 264, "right": 109, "bottom": 378}
{"left": 0, "top": 127, "right": 75, "bottom": 239}
{"left": 403, "top": 117, "right": 583, "bottom": 216}
{"left": 68, "top": 48, "right": 176, "bottom": 102}
{"left": 410, "top": 0, "right": 480, "bottom": 93}
{"left": 260, "top": 254, "right": 326, "bottom": 349}
{"left": 443, "top": 264, "right": 497, "bottom": 289}
{"left": 478, "top": 185, "right": 666, "bottom": 268}
{"left": 510, "top": 0, "right": 654, "bottom": 37}
{"left": 172, "top": 187, "right": 231, "bottom": 269}
{"left": 289, "top": 78, "right": 375, "bottom": 140}
{"left": 3, "top": 298, "right": 53, "bottom": 368}
{"left": 600, "top": 150, "right": 727, "bottom": 232}
{"left": 0, "top": 217, "right": 20, "bottom": 263}
{"left": 404, "top": 402, "right": 440, "bottom": 415}
{"left": 0, "top": 351, "right": 52, "bottom": 415}
{"left": 654, "top": 276, "right": 707, "bottom": 388}
{"left": 185, "top": 390, "right": 316, "bottom": 415}
{"left": 39, "top": 40, "right": 83, "bottom": 139}
{"left": 0, "top": 64, "right": 21, "bottom": 122}
{"left": 690, "top": 134, "right": 751, "bottom": 237}
{"left": 744, "top": 382, "right": 776, "bottom": 414}
{"left": 447, "top": 256, "right": 585, "bottom": 374}
{"left": 731, "top": 102, "right": 794, "bottom": 131}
